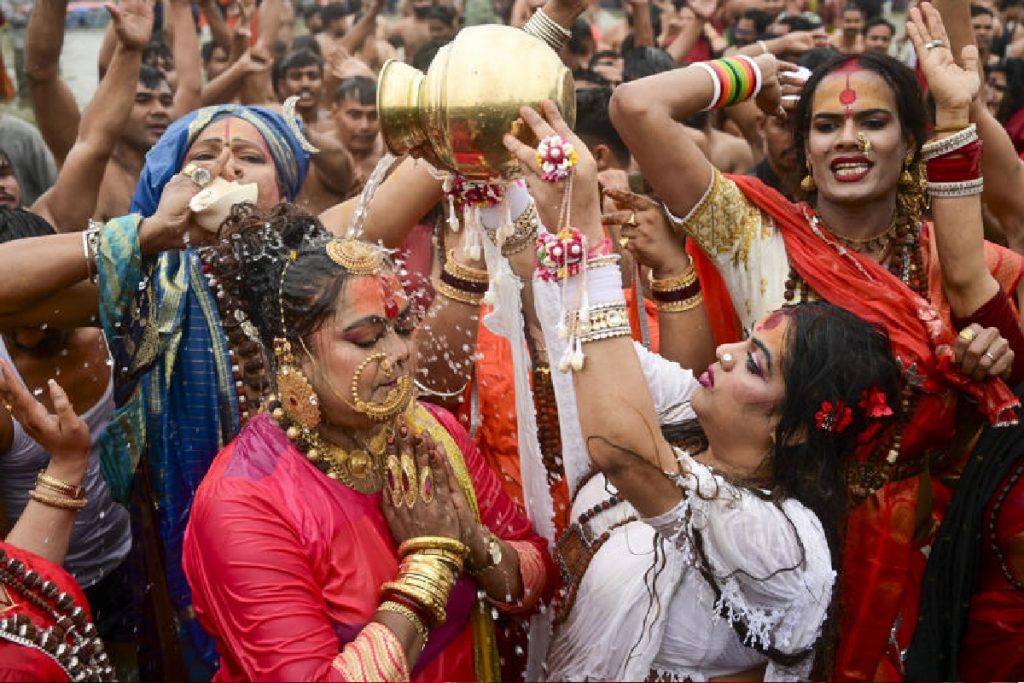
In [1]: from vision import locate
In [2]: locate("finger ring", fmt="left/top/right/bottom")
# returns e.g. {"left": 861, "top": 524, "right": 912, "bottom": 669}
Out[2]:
{"left": 618, "top": 236, "right": 630, "bottom": 249}
{"left": 400, "top": 452, "right": 418, "bottom": 508}
{"left": 385, "top": 454, "right": 403, "bottom": 507}
{"left": 984, "top": 351, "right": 997, "bottom": 362}
{"left": 924, "top": 39, "right": 944, "bottom": 49}
{"left": 419, "top": 467, "right": 435, "bottom": 505}
{"left": 958, "top": 327, "right": 977, "bottom": 343}
{"left": 181, "top": 163, "right": 213, "bottom": 189}
{"left": 534, "top": 135, "right": 578, "bottom": 183}
{"left": 626, "top": 210, "right": 638, "bottom": 227}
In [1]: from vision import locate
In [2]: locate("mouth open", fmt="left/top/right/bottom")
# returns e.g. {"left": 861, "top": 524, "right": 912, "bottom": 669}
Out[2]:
{"left": 830, "top": 155, "right": 873, "bottom": 183}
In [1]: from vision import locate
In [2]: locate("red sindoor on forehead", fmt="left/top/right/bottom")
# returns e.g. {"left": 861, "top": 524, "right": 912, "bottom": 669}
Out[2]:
{"left": 833, "top": 60, "right": 865, "bottom": 117}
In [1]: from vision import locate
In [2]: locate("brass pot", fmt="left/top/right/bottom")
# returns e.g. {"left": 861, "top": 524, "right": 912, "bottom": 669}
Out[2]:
{"left": 378, "top": 25, "right": 576, "bottom": 180}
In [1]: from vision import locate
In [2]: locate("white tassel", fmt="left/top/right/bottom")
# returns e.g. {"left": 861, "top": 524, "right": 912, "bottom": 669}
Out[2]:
{"left": 571, "top": 338, "right": 585, "bottom": 371}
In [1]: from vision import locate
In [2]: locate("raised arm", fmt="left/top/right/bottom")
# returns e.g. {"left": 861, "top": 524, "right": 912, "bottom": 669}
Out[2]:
{"left": 611, "top": 52, "right": 781, "bottom": 222}
{"left": 198, "top": 0, "right": 232, "bottom": 52}
{"left": 505, "top": 103, "right": 682, "bottom": 518}
{"left": 909, "top": 4, "right": 998, "bottom": 316}
{"left": 32, "top": 0, "right": 152, "bottom": 231}
{"left": 167, "top": 0, "right": 203, "bottom": 117}
{"left": 24, "top": 0, "right": 81, "bottom": 166}
{"left": 201, "top": 45, "right": 272, "bottom": 106}
{"left": 630, "top": 0, "right": 655, "bottom": 48}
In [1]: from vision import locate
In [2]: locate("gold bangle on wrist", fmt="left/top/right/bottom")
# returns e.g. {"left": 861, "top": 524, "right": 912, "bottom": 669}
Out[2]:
{"left": 378, "top": 601, "right": 429, "bottom": 641}
{"left": 436, "top": 280, "right": 486, "bottom": 306}
{"left": 444, "top": 250, "right": 488, "bottom": 283}
{"left": 398, "top": 536, "right": 470, "bottom": 560}
{"left": 648, "top": 264, "right": 697, "bottom": 292}
{"left": 36, "top": 471, "right": 85, "bottom": 499}
{"left": 656, "top": 293, "right": 704, "bottom": 313}
{"left": 28, "top": 489, "right": 88, "bottom": 511}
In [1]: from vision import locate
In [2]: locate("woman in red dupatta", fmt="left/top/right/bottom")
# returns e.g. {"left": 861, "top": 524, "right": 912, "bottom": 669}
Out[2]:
{"left": 181, "top": 206, "right": 554, "bottom": 681}
{"left": 611, "top": 7, "right": 1024, "bottom": 679}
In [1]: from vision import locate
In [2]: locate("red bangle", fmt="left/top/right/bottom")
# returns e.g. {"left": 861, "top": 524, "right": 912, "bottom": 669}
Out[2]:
{"left": 926, "top": 140, "right": 982, "bottom": 183}
{"left": 382, "top": 591, "right": 437, "bottom": 628}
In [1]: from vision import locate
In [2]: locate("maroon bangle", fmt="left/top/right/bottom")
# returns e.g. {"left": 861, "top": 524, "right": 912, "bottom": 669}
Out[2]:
{"left": 650, "top": 280, "right": 702, "bottom": 304}
{"left": 383, "top": 590, "right": 437, "bottom": 629}
{"left": 926, "top": 140, "right": 983, "bottom": 183}
{"left": 440, "top": 269, "right": 489, "bottom": 294}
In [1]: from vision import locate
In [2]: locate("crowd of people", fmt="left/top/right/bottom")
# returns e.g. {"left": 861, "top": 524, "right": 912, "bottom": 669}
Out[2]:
{"left": 0, "top": 0, "right": 1021, "bottom": 679}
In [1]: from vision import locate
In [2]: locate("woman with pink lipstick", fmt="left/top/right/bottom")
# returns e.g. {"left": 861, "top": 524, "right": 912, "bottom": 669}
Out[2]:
{"left": 611, "top": 3, "right": 1024, "bottom": 678}
{"left": 501, "top": 102, "right": 903, "bottom": 680}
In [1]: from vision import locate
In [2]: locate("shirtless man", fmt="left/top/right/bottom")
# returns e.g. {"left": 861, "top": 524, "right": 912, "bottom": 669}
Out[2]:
{"left": 389, "top": 0, "right": 451, "bottom": 59}
{"left": 829, "top": 3, "right": 866, "bottom": 53}
{"left": 273, "top": 47, "right": 326, "bottom": 125}
{"left": 329, "top": 76, "right": 383, "bottom": 194}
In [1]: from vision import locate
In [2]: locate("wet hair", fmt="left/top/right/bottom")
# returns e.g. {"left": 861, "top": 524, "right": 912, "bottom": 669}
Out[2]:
{"left": 0, "top": 208, "right": 57, "bottom": 243}
{"left": 571, "top": 68, "right": 610, "bottom": 88}
{"left": 588, "top": 49, "right": 621, "bottom": 69}
{"left": 575, "top": 87, "right": 630, "bottom": 167}
{"left": 971, "top": 3, "right": 995, "bottom": 18}
{"left": 335, "top": 76, "right": 377, "bottom": 105}
{"left": 997, "top": 58, "right": 1024, "bottom": 124}
{"left": 798, "top": 46, "right": 840, "bottom": 70}
{"left": 142, "top": 41, "right": 174, "bottom": 71}
{"left": 138, "top": 63, "right": 170, "bottom": 91}
{"left": 661, "top": 301, "right": 902, "bottom": 674}
{"left": 291, "top": 34, "right": 323, "bottom": 57}
{"left": 777, "top": 13, "right": 813, "bottom": 32}
{"left": 622, "top": 46, "right": 674, "bottom": 82}
{"left": 424, "top": 4, "right": 456, "bottom": 25}
{"left": 209, "top": 204, "right": 353, "bottom": 364}
{"left": 792, "top": 52, "right": 927, "bottom": 186}
{"left": 412, "top": 39, "right": 451, "bottom": 71}
{"left": 863, "top": 16, "right": 894, "bottom": 37}
{"left": 320, "top": 3, "right": 349, "bottom": 26}
{"left": 738, "top": 8, "right": 772, "bottom": 35}
{"left": 272, "top": 48, "right": 324, "bottom": 92}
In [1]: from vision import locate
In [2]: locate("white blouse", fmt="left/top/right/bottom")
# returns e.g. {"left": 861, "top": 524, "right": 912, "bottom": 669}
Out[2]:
{"left": 538, "top": 278, "right": 835, "bottom": 680}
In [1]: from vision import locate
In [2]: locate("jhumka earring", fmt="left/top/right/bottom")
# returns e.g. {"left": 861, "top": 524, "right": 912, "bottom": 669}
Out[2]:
{"left": 800, "top": 173, "right": 816, "bottom": 192}
{"left": 274, "top": 338, "right": 321, "bottom": 430}
{"left": 899, "top": 150, "right": 915, "bottom": 187}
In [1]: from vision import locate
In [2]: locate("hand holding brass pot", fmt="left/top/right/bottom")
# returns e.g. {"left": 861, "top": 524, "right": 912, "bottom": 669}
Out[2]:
{"left": 378, "top": 25, "right": 576, "bottom": 180}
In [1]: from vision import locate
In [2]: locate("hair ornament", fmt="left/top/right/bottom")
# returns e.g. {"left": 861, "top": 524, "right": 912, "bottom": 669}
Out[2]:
{"left": 815, "top": 399, "right": 853, "bottom": 433}
{"left": 859, "top": 386, "right": 894, "bottom": 419}
{"left": 282, "top": 95, "right": 321, "bottom": 154}
{"left": 325, "top": 238, "right": 385, "bottom": 276}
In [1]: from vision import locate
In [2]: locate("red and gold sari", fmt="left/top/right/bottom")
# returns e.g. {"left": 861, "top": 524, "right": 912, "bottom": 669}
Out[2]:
{"left": 181, "top": 402, "right": 554, "bottom": 681}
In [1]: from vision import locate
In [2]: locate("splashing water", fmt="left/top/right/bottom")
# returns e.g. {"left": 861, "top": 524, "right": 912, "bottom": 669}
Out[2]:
{"left": 346, "top": 153, "right": 397, "bottom": 239}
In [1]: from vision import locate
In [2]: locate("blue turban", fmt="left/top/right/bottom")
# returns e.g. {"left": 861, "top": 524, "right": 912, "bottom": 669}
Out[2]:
{"left": 130, "top": 104, "right": 311, "bottom": 215}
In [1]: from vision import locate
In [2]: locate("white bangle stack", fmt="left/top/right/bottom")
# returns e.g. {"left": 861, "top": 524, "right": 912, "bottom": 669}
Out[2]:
{"left": 523, "top": 8, "right": 572, "bottom": 52}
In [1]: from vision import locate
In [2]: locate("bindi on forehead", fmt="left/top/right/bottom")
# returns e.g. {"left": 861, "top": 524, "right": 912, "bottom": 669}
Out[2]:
{"left": 814, "top": 68, "right": 893, "bottom": 119}
{"left": 756, "top": 309, "right": 789, "bottom": 332}
{"left": 345, "top": 275, "right": 408, "bottom": 321}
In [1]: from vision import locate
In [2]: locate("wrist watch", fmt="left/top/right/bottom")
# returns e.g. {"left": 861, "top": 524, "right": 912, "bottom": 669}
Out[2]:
{"left": 471, "top": 530, "right": 502, "bottom": 576}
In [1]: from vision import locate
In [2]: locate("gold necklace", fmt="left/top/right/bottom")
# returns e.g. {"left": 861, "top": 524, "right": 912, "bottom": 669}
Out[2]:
{"left": 305, "top": 426, "right": 393, "bottom": 494}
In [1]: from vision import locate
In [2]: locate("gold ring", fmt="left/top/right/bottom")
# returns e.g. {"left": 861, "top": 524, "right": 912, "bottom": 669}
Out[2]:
{"left": 181, "top": 163, "right": 213, "bottom": 188}
{"left": 419, "top": 467, "right": 435, "bottom": 505}
{"left": 626, "top": 211, "right": 638, "bottom": 227}
{"left": 958, "top": 327, "right": 977, "bottom": 343}
{"left": 386, "top": 454, "right": 403, "bottom": 507}
{"left": 400, "top": 452, "right": 417, "bottom": 508}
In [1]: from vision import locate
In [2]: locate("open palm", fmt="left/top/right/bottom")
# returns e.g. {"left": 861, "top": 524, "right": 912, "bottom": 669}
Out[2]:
{"left": 107, "top": 0, "right": 154, "bottom": 52}
{"left": 907, "top": 2, "right": 980, "bottom": 112}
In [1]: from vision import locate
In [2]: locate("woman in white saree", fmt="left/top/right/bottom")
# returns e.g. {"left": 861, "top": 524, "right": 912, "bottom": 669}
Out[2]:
{"left": 502, "top": 102, "right": 905, "bottom": 681}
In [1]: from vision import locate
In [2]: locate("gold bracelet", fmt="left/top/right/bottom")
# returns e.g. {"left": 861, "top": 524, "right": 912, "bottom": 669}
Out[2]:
{"left": 378, "top": 601, "right": 429, "bottom": 641}
{"left": 931, "top": 124, "right": 971, "bottom": 134}
{"left": 649, "top": 265, "right": 697, "bottom": 292}
{"left": 381, "top": 580, "right": 449, "bottom": 624}
{"left": 28, "top": 489, "right": 88, "bottom": 511}
{"left": 399, "top": 557, "right": 458, "bottom": 585}
{"left": 436, "top": 280, "right": 486, "bottom": 307}
{"left": 398, "top": 536, "right": 470, "bottom": 560}
{"left": 36, "top": 471, "right": 85, "bottom": 500}
{"left": 412, "top": 547, "right": 468, "bottom": 569}
{"left": 500, "top": 202, "right": 540, "bottom": 256}
{"left": 657, "top": 293, "right": 703, "bottom": 313}
{"left": 444, "top": 250, "right": 489, "bottom": 283}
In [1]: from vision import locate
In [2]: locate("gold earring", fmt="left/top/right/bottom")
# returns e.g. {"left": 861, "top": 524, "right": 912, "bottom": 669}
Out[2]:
{"left": 274, "top": 338, "right": 321, "bottom": 430}
{"left": 800, "top": 173, "right": 816, "bottom": 192}
{"left": 898, "top": 150, "right": 915, "bottom": 187}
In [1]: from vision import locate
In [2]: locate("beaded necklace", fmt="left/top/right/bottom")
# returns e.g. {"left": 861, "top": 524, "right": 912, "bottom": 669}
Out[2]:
{"left": 784, "top": 207, "right": 926, "bottom": 473}
{"left": 0, "top": 547, "right": 114, "bottom": 681}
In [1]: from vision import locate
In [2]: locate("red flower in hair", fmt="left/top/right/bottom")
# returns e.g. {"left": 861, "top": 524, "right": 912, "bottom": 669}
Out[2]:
{"left": 859, "top": 386, "right": 894, "bottom": 419}
{"left": 815, "top": 400, "right": 853, "bottom": 433}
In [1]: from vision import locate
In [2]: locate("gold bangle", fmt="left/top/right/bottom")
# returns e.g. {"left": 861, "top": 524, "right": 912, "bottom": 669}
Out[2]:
{"left": 436, "top": 280, "right": 485, "bottom": 307}
{"left": 500, "top": 202, "right": 540, "bottom": 256}
{"left": 381, "top": 581, "right": 448, "bottom": 623}
{"left": 378, "top": 601, "right": 429, "bottom": 641}
{"left": 28, "top": 489, "right": 88, "bottom": 511}
{"left": 931, "top": 124, "right": 970, "bottom": 134}
{"left": 399, "top": 558, "right": 458, "bottom": 585}
{"left": 411, "top": 547, "right": 468, "bottom": 569}
{"left": 444, "top": 250, "right": 489, "bottom": 283}
{"left": 649, "top": 265, "right": 697, "bottom": 292}
{"left": 36, "top": 471, "right": 85, "bottom": 499}
{"left": 398, "top": 536, "right": 470, "bottom": 559}
{"left": 657, "top": 293, "right": 703, "bottom": 313}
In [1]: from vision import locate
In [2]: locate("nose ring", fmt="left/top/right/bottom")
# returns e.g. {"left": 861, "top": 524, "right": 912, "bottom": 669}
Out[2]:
{"left": 856, "top": 132, "right": 872, "bottom": 153}
{"left": 721, "top": 352, "right": 734, "bottom": 363}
